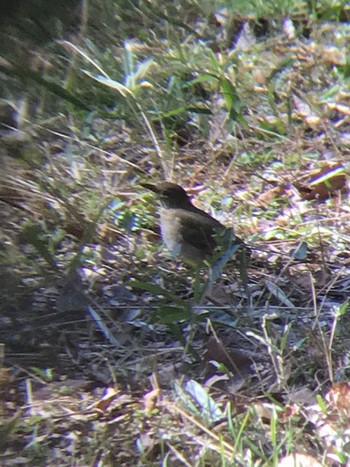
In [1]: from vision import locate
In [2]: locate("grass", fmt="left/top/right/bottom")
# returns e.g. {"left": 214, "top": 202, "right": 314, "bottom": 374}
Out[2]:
{"left": 1, "top": 0, "right": 350, "bottom": 464}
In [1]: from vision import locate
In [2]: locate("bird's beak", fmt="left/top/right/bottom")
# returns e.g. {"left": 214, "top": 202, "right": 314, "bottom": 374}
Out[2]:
{"left": 140, "top": 182, "right": 158, "bottom": 193}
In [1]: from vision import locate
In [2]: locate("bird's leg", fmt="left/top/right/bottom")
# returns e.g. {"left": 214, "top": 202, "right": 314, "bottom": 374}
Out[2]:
{"left": 237, "top": 248, "right": 252, "bottom": 307}
{"left": 191, "top": 265, "right": 205, "bottom": 304}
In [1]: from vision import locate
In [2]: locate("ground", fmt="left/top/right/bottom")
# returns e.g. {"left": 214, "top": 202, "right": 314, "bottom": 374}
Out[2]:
{"left": 1, "top": 1, "right": 350, "bottom": 465}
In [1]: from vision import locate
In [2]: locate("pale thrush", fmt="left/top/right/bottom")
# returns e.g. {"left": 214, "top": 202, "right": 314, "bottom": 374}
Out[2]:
{"left": 141, "top": 181, "right": 246, "bottom": 265}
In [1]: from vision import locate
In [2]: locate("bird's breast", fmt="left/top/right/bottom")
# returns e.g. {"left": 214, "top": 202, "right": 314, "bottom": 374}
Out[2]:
{"left": 159, "top": 208, "right": 183, "bottom": 257}
{"left": 159, "top": 208, "right": 212, "bottom": 263}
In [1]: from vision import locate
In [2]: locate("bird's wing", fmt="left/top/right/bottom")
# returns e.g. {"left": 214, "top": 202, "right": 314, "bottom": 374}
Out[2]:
{"left": 175, "top": 210, "right": 225, "bottom": 255}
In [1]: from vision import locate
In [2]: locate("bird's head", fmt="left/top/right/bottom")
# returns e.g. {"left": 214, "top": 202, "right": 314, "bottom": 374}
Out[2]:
{"left": 141, "top": 181, "right": 192, "bottom": 209}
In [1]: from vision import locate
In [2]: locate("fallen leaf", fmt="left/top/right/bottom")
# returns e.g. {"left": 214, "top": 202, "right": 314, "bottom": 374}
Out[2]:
{"left": 95, "top": 387, "right": 118, "bottom": 412}
{"left": 278, "top": 452, "right": 322, "bottom": 467}
{"left": 203, "top": 336, "right": 252, "bottom": 378}
{"left": 257, "top": 185, "right": 287, "bottom": 206}
{"left": 295, "top": 164, "right": 347, "bottom": 200}
{"left": 143, "top": 388, "right": 160, "bottom": 414}
{"left": 325, "top": 381, "right": 350, "bottom": 417}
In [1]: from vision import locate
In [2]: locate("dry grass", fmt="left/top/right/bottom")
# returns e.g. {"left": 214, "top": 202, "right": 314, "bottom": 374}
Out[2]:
{"left": 1, "top": 1, "right": 350, "bottom": 465}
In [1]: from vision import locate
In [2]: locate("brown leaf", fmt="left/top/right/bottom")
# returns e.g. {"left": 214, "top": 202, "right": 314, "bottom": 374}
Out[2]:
{"left": 296, "top": 164, "right": 347, "bottom": 200}
{"left": 203, "top": 336, "right": 252, "bottom": 381}
{"left": 257, "top": 185, "right": 287, "bottom": 206}
{"left": 143, "top": 388, "right": 160, "bottom": 415}
{"left": 326, "top": 381, "right": 350, "bottom": 417}
{"left": 94, "top": 387, "right": 118, "bottom": 412}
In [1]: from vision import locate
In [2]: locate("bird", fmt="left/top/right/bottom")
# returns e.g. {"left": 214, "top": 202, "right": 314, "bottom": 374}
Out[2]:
{"left": 141, "top": 181, "right": 246, "bottom": 266}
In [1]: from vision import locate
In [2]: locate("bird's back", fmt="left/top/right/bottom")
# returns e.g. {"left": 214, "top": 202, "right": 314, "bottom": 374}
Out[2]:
{"left": 159, "top": 207, "right": 229, "bottom": 263}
